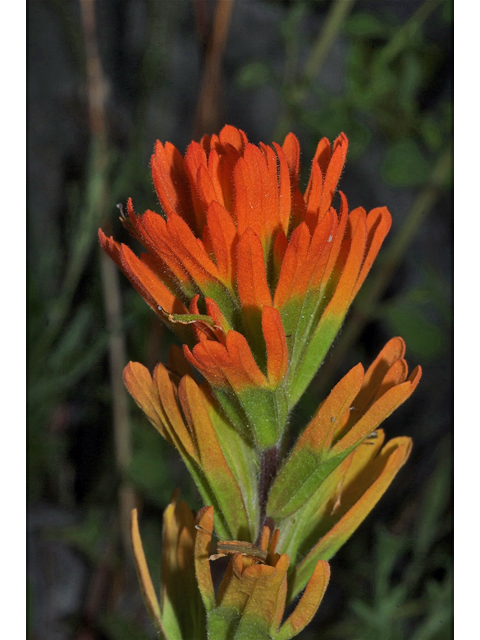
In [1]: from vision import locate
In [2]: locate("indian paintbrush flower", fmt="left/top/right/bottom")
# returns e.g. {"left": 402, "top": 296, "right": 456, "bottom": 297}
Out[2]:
{"left": 100, "top": 126, "right": 421, "bottom": 640}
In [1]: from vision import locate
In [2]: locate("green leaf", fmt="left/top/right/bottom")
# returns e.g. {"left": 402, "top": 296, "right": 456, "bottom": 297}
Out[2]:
{"left": 289, "top": 312, "right": 348, "bottom": 408}
{"left": 413, "top": 450, "right": 451, "bottom": 556}
{"left": 374, "top": 527, "right": 409, "bottom": 598}
{"left": 420, "top": 114, "right": 443, "bottom": 151}
{"left": 214, "top": 385, "right": 289, "bottom": 451}
{"left": 382, "top": 304, "right": 446, "bottom": 361}
{"left": 410, "top": 572, "right": 452, "bottom": 640}
{"left": 208, "top": 608, "right": 272, "bottom": 640}
{"left": 381, "top": 138, "right": 430, "bottom": 186}
{"left": 237, "top": 62, "right": 272, "bottom": 89}
{"left": 205, "top": 391, "right": 260, "bottom": 540}
{"left": 49, "top": 509, "right": 105, "bottom": 563}
{"left": 268, "top": 450, "right": 348, "bottom": 521}
{"left": 345, "top": 12, "right": 393, "bottom": 39}
{"left": 398, "top": 51, "right": 423, "bottom": 113}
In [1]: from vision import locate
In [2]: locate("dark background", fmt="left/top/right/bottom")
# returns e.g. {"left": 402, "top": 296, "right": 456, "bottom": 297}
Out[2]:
{"left": 27, "top": 1, "right": 452, "bottom": 638}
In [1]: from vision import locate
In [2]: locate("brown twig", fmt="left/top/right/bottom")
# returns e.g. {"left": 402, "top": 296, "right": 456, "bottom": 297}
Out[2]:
{"left": 79, "top": 0, "right": 136, "bottom": 561}
{"left": 100, "top": 252, "right": 136, "bottom": 557}
{"left": 80, "top": 0, "right": 107, "bottom": 142}
{"left": 193, "top": 0, "right": 235, "bottom": 138}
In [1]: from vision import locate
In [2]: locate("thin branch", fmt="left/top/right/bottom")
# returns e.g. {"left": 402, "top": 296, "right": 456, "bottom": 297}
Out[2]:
{"left": 302, "top": 0, "right": 356, "bottom": 88}
{"left": 79, "top": 0, "right": 108, "bottom": 142}
{"left": 274, "top": 0, "right": 356, "bottom": 141}
{"left": 79, "top": 0, "right": 135, "bottom": 561}
{"left": 193, "top": 0, "right": 235, "bottom": 138}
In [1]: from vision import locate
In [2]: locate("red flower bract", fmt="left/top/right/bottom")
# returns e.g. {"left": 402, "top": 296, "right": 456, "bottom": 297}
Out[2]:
{"left": 99, "top": 125, "right": 391, "bottom": 415}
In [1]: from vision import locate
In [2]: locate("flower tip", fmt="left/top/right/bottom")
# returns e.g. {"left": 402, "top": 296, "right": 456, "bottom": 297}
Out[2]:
{"left": 338, "top": 189, "right": 348, "bottom": 209}
{"left": 169, "top": 487, "right": 181, "bottom": 505}
{"left": 283, "top": 131, "right": 299, "bottom": 146}
{"left": 126, "top": 196, "right": 135, "bottom": 214}
{"left": 402, "top": 436, "right": 413, "bottom": 461}
{"left": 277, "top": 559, "right": 331, "bottom": 640}
{"left": 409, "top": 365, "right": 422, "bottom": 388}
{"left": 98, "top": 227, "right": 111, "bottom": 247}
{"left": 122, "top": 360, "right": 147, "bottom": 389}
{"left": 123, "top": 360, "right": 133, "bottom": 376}
{"left": 130, "top": 507, "right": 163, "bottom": 631}
{"left": 196, "top": 505, "right": 214, "bottom": 532}
{"left": 392, "top": 336, "right": 406, "bottom": 354}
{"left": 355, "top": 361, "right": 365, "bottom": 375}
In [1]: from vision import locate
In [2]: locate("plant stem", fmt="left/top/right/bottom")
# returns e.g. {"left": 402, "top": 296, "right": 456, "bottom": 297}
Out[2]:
{"left": 80, "top": 0, "right": 136, "bottom": 561}
{"left": 302, "top": 0, "right": 356, "bottom": 87}
{"left": 193, "top": 0, "right": 235, "bottom": 138}
{"left": 258, "top": 445, "right": 278, "bottom": 537}
{"left": 376, "top": 0, "right": 444, "bottom": 67}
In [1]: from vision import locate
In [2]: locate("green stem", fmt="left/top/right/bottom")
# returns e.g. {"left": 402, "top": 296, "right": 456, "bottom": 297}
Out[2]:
{"left": 302, "top": 0, "right": 356, "bottom": 86}
{"left": 258, "top": 445, "right": 279, "bottom": 540}
{"left": 274, "top": 0, "right": 356, "bottom": 141}
{"left": 376, "top": 0, "right": 444, "bottom": 67}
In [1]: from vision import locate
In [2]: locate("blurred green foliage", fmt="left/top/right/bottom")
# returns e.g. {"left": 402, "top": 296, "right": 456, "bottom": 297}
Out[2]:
{"left": 28, "top": 144, "right": 111, "bottom": 502}
{"left": 239, "top": 0, "right": 452, "bottom": 170}
{"left": 99, "top": 614, "right": 153, "bottom": 640}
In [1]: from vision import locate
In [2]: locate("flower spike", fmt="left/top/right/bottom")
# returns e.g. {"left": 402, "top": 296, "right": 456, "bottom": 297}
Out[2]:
{"left": 101, "top": 126, "right": 423, "bottom": 639}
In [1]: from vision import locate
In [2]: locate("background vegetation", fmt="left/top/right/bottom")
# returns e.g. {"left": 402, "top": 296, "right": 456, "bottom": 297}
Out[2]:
{"left": 28, "top": 1, "right": 452, "bottom": 638}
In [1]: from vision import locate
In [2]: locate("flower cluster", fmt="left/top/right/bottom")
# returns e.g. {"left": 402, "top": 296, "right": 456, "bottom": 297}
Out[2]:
{"left": 99, "top": 126, "right": 392, "bottom": 448}
{"left": 100, "top": 125, "right": 421, "bottom": 640}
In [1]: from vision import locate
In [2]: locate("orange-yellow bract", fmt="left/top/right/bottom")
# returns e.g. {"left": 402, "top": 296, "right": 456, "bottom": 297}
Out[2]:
{"left": 131, "top": 497, "right": 330, "bottom": 640}
{"left": 194, "top": 506, "right": 331, "bottom": 640}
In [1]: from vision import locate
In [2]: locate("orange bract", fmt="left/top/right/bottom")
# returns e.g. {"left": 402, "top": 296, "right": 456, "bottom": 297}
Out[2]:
{"left": 99, "top": 125, "right": 391, "bottom": 400}
{"left": 100, "top": 125, "right": 348, "bottom": 296}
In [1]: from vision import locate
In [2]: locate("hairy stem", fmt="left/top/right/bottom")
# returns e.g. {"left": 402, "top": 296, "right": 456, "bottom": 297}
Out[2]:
{"left": 258, "top": 445, "right": 279, "bottom": 539}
